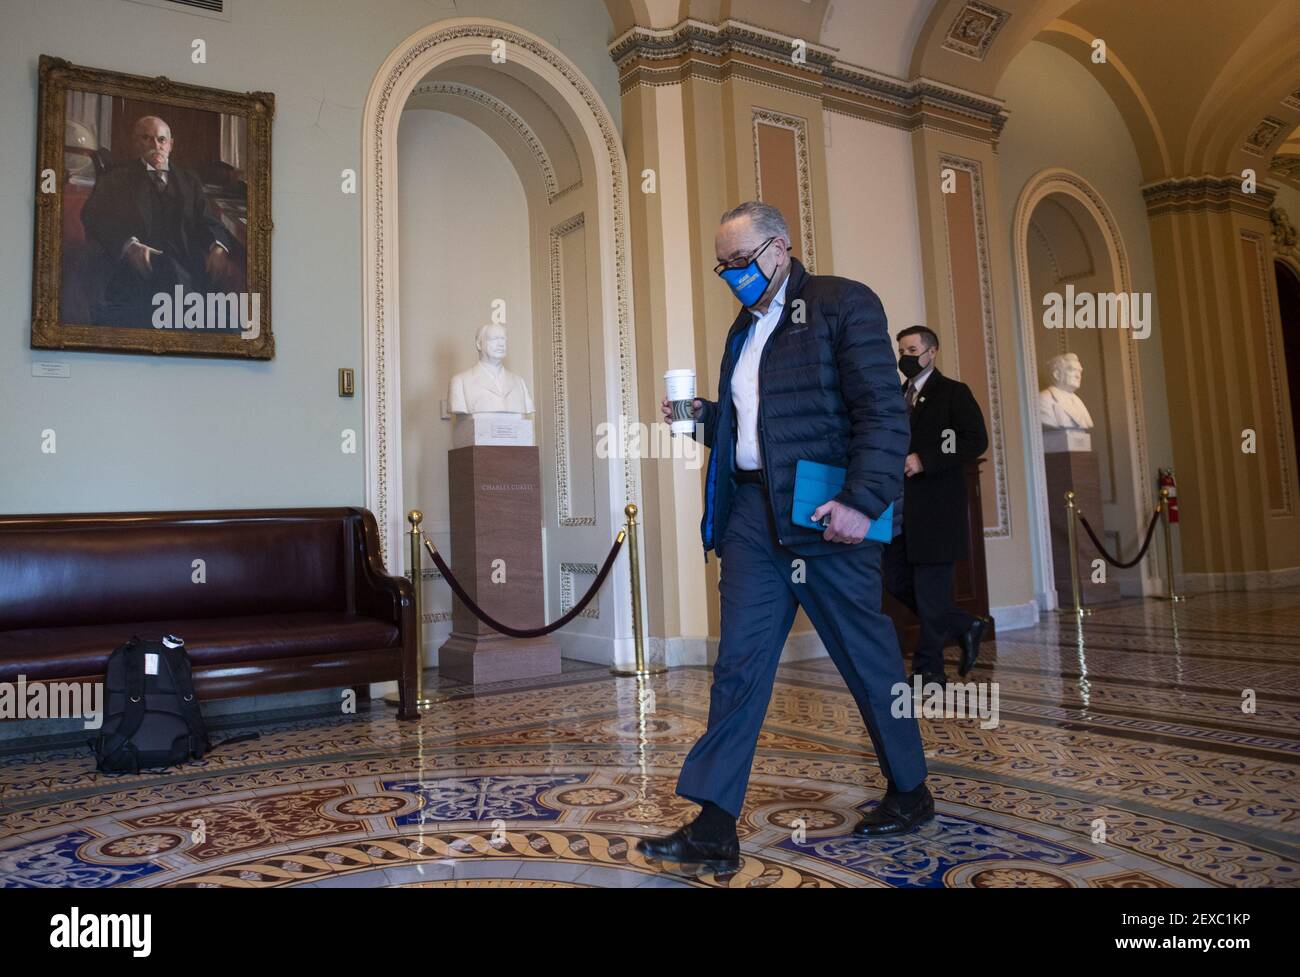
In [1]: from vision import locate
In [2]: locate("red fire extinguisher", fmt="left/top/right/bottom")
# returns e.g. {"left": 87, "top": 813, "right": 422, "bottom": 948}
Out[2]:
{"left": 1159, "top": 468, "right": 1179, "bottom": 523}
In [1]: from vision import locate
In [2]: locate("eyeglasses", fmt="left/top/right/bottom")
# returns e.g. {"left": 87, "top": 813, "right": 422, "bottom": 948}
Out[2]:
{"left": 714, "top": 236, "right": 777, "bottom": 276}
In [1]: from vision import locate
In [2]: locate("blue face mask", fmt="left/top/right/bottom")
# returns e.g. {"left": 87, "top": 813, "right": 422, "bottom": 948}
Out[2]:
{"left": 717, "top": 237, "right": 776, "bottom": 307}
{"left": 719, "top": 261, "right": 771, "bottom": 307}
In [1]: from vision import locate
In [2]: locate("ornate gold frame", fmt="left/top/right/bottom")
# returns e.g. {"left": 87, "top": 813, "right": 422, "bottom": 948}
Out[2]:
{"left": 31, "top": 55, "right": 275, "bottom": 359}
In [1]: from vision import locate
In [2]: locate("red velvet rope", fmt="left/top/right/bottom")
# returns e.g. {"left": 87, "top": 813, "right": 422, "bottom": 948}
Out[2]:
{"left": 423, "top": 533, "right": 625, "bottom": 638}
{"left": 1077, "top": 510, "right": 1161, "bottom": 570}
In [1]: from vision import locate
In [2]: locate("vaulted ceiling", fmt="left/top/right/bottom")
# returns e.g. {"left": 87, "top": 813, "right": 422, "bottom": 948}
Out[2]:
{"left": 603, "top": 0, "right": 1300, "bottom": 186}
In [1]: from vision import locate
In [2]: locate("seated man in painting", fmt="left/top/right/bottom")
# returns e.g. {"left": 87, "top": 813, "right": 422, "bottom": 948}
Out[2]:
{"left": 80, "top": 114, "right": 236, "bottom": 328}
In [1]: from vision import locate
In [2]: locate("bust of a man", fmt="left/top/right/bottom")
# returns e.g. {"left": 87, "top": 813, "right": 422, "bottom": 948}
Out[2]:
{"left": 1038, "top": 352, "right": 1094, "bottom": 430}
{"left": 448, "top": 322, "right": 535, "bottom": 415}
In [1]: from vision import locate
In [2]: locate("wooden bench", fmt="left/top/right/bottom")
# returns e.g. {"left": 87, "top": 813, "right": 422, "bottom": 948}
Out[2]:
{"left": 0, "top": 507, "right": 420, "bottom": 720}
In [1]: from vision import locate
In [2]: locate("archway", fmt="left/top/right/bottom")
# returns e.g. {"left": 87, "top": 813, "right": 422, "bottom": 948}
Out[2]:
{"left": 1013, "top": 169, "right": 1154, "bottom": 609}
{"left": 361, "top": 19, "right": 643, "bottom": 667}
{"left": 1276, "top": 258, "right": 1300, "bottom": 487}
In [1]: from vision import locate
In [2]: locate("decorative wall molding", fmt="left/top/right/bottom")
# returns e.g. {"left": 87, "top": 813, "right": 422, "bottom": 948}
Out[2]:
{"left": 1012, "top": 168, "right": 1154, "bottom": 607}
{"left": 1241, "top": 228, "right": 1294, "bottom": 516}
{"left": 609, "top": 19, "right": 1008, "bottom": 145}
{"left": 609, "top": 18, "right": 838, "bottom": 76}
{"left": 1272, "top": 154, "right": 1300, "bottom": 190}
{"left": 362, "top": 19, "right": 647, "bottom": 668}
{"left": 362, "top": 19, "right": 641, "bottom": 575}
{"left": 1243, "top": 116, "right": 1288, "bottom": 158}
{"left": 942, "top": 2, "right": 1011, "bottom": 62}
{"left": 1142, "top": 176, "right": 1276, "bottom": 220}
{"left": 408, "top": 81, "right": 580, "bottom": 202}
{"left": 548, "top": 213, "right": 597, "bottom": 528}
{"left": 1272, "top": 206, "right": 1298, "bottom": 259}
{"left": 938, "top": 153, "right": 1010, "bottom": 540}
{"left": 559, "top": 561, "right": 600, "bottom": 619}
{"left": 752, "top": 108, "right": 817, "bottom": 273}
{"left": 824, "top": 73, "right": 1010, "bottom": 144}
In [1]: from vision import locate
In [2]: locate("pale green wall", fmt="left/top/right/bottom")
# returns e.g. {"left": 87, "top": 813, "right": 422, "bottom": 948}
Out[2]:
{"left": 0, "top": 0, "right": 618, "bottom": 515}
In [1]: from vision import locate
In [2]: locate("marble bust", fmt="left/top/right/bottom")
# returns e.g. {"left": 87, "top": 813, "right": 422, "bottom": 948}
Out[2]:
{"left": 1038, "top": 352, "right": 1095, "bottom": 430}
{"left": 448, "top": 322, "right": 535, "bottom": 415}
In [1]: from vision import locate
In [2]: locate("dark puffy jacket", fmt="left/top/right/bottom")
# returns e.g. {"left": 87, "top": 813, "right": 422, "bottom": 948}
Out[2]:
{"left": 694, "top": 258, "right": 909, "bottom": 558}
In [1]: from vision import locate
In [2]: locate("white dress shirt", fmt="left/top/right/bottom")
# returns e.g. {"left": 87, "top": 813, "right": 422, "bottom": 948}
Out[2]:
{"left": 904, "top": 362, "right": 935, "bottom": 408}
{"left": 731, "top": 276, "right": 789, "bottom": 471}
{"left": 145, "top": 159, "right": 170, "bottom": 185}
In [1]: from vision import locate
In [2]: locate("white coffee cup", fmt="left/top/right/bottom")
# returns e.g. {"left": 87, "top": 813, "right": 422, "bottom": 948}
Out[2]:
{"left": 664, "top": 369, "right": 696, "bottom": 435}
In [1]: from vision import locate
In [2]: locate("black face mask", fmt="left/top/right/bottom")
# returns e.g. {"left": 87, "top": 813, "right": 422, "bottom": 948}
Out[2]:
{"left": 898, "top": 353, "right": 927, "bottom": 379}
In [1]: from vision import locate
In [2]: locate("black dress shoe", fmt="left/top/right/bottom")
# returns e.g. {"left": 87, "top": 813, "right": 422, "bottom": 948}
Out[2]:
{"left": 852, "top": 784, "right": 935, "bottom": 837}
{"left": 912, "top": 670, "right": 948, "bottom": 689}
{"left": 636, "top": 823, "right": 741, "bottom": 873}
{"left": 957, "top": 616, "right": 990, "bottom": 677}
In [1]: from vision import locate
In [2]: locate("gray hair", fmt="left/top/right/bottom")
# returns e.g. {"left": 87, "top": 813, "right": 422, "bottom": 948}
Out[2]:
{"left": 719, "top": 200, "right": 789, "bottom": 241}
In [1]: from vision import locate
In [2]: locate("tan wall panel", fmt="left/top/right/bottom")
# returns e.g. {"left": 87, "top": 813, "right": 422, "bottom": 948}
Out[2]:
{"left": 755, "top": 123, "right": 802, "bottom": 262}
{"left": 1240, "top": 233, "right": 1285, "bottom": 513}
{"left": 621, "top": 78, "right": 713, "bottom": 645}
{"left": 911, "top": 127, "right": 1035, "bottom": 614}
{"left": 943, "top": 169, "right": 998, "bottom": 530}
{"left": 1145, "top": 202, "right": 1300, "bottom": 579}
{"left": 557, "top": 220, "right": 597, "bottom": 523}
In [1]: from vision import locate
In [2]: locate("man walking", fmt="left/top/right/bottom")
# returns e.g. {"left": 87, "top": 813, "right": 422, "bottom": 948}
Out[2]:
{"left": 885, "top": 326, "right": 991, "bottom": 688}
{"left": 638, "top": 202, "right": 932, "bottom": 874}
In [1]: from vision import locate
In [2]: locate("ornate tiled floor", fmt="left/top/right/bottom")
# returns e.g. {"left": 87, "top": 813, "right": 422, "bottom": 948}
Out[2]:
{"left": 2, "top": 589, "right": 1298, "bottom": 888}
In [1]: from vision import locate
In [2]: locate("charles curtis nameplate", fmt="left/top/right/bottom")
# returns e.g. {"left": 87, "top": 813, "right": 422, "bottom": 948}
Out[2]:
{"left": 452, "top": 412, "right": 535, "bottom": 448}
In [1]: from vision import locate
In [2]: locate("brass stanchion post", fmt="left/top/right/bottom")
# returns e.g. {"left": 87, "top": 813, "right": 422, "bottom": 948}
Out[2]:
{"left": 1157, "top": 487, "right": 1185, "bottom": 602}
{"left": 386, "top": 509, "right": 438, "bottom": 711}
{"left": 612, "top": 503, "right": 665, "bottom": 677}
{"left": 1063, "top": 489, "right": 1091, "bottom": 618}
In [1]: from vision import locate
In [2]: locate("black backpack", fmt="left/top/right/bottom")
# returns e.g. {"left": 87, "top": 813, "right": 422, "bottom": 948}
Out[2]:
{"left": 91, "top": 635, "right": 252, "bottom": 774}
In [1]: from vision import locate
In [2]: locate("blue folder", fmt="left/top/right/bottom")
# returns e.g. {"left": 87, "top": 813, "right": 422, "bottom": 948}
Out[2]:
{"left": 792, "top": 459, "right": 894, "bottom": 542}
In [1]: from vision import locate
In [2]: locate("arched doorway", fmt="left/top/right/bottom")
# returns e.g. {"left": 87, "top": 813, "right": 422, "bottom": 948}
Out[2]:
{"left": 361, "top": 19, "right": 643, "bottom": 668}
{"left": 1013, "top": 169, "right": 1154, "bottom": 609}
{"left": 1276, "top": 259, "right": 1300, "bottom": 485}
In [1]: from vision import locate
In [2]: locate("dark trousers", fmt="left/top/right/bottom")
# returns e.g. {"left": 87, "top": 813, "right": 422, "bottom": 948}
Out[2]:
{"left": 676, "top": 483, "right": 927, "bottom": 818}
{"left": 100, "top": 253, "right": 204, "bottom": 328}
{"left": 882, "top": 536, "right": 974, "bottom": 676}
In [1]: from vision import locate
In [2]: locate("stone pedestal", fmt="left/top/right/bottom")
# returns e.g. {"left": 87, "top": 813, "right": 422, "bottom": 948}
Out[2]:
{"left": 1043, "top": 429, "right": 1092, "bottom": 454}
{"left": 437, "top": 445, "right": 560, "bottom": 684}
{"left": 452, "top": 413, "right": 534, "bottom": 448}
{"left": 1044, "top": 443, "right": 1123, "bottom": 607}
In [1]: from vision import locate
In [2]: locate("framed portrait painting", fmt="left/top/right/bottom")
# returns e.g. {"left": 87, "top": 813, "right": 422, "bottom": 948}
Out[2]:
{"left": 31, "top": 55, "right": 275, "bottom": 359}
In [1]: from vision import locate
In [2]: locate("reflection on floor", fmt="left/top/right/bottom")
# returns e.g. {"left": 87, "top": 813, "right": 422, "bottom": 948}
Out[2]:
{"left": 2, "top": 589, "right": 1298, "bottom": 888}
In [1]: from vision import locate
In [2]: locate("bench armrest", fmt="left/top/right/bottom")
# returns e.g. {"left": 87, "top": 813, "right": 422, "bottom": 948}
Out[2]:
{"left": 349, "top": 509, "right": 420, "bottom": 719}
{"left": 349, "top": 508, "right": 413, "bottom": 625}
